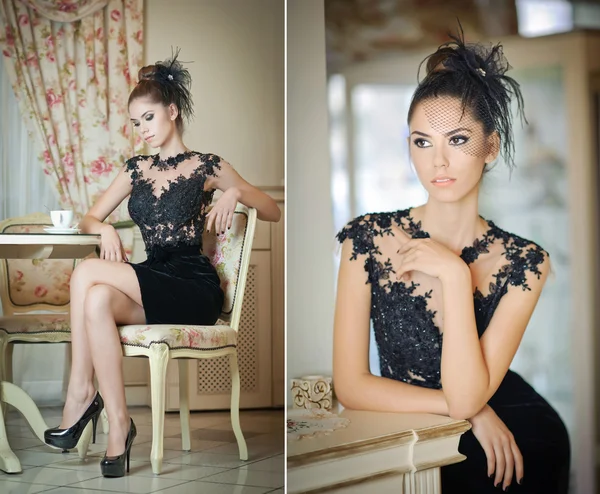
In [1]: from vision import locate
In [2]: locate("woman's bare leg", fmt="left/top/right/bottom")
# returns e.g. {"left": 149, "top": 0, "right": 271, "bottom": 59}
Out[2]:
{"left": 83, "top": 273, "right": 146, "bottom": 456}
{"left": 60, "top": 260, "right": 144, "bottom": 433}
{"left": 60, "top": 261, "right": 99, "bottom": 428}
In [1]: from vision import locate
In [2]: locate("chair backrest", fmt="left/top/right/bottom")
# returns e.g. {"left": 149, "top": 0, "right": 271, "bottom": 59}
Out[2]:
{"left": 0, "top": 213, "right": 75, "bottom": 316}
{"left": 202, "top": 205, "right": 257, "bottom": 331}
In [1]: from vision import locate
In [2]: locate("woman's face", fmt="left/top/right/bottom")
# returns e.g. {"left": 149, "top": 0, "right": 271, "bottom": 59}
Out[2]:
{"left": 129, "top": 96, "right": 178, "bottom": 148}
{"left": 408, "top": 96, "right": 498, "bottom": 202}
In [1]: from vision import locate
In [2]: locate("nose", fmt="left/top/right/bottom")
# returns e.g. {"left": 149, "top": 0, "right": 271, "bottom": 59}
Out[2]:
{"left": 433, "top": 145, "right": 449, "bottom": 169}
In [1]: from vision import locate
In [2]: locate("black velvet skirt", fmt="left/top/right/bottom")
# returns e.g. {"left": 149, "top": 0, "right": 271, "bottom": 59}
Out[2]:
{"left": 128, "top": 245, "right": 224, "bottom": 325}
{"left": 441, "top": 370, "right": 570, "bottom": 494}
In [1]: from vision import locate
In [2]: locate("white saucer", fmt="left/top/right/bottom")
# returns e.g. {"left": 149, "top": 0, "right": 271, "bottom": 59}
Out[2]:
{"left": 43, "top": 227, "right": 81, "bottom": 234}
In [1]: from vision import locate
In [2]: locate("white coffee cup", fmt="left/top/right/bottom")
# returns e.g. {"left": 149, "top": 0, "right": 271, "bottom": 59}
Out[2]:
{"left": 50, "top": 210, "right": 73, "bottom": 229}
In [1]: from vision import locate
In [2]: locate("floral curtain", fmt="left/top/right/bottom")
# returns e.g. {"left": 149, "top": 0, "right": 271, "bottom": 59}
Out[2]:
{"left": 16, "top": 1, "right": 109, "bottom": 21}
{"left": 0, "top": 0, "right": 144, "bottom": 220}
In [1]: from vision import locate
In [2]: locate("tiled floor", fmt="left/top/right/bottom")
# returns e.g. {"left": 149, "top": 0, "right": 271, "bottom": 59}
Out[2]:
{"left": 1, "top": 406, "right": 284, "bottom": 493}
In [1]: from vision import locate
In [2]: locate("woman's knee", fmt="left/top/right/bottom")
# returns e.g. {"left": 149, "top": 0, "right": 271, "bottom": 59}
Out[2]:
{"left": 84, "top": 284, "right": 115, "bottom": 322}
{"left": 70, "top": 259, "right": 105, "bottom": 292}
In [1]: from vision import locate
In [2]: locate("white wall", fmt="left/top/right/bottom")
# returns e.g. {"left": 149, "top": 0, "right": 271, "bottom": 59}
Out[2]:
{"left": 287, "top": 0, "right": 335, "bottom": 388}
{"left": 145, "top": 0, "right": 284, "bottom": 187}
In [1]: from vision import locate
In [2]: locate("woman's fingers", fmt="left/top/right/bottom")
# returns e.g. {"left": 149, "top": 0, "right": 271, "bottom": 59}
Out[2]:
{"left": 396, "top": 253, "right": 416, "bottom": 280}
{"left": 206, "top": 211, "right": 214, "bottom": 233}
{"left": 396, "top": 239, "right": 418, "bottom": 255}
{"left": 227, "top": 210, "right": 234, "bottom": 230}
{"left": 493, "top": 442, "right": 506, "bottom": 487}
{"left": 502, "top": 437, "right": 515, "bottom": 489}
{"left": 217, "top": 211, "right": 225, "bottom": 233}
{"left": 481, "top": 442, "right": 496, "bottom": 479}
{"left": 512, "top": 441, "right": 524, "bottom": 485}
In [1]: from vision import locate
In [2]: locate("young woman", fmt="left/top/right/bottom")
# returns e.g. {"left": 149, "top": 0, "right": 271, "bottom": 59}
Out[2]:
{"left": 44, "top": 53, "right": 281, "bottom": 477}
{"left": 333, "top": 28, "right": 570, "bottom": 493}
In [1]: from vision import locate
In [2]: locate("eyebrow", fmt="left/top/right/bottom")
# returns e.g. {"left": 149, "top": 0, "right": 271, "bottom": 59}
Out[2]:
{"left": 130, "top": 111, "right": 153, "bottom": 122}
{"left": 410, "top": 127, "right": 473, "bottom": 138}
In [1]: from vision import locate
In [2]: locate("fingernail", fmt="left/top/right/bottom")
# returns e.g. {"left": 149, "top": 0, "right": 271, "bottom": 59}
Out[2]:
{"left": 504, "top": 486, "right": 510, "bottom": 492}
{"left": 489, "top": 474, "right": 494, "bottom": 479}
{"left": 518, "top": 478, "right": 523, "bottom": 485}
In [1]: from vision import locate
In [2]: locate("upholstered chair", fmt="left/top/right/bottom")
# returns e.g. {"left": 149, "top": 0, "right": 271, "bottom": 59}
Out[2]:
{"left": 118, "top": 205, "right": 257, "bottom": 474}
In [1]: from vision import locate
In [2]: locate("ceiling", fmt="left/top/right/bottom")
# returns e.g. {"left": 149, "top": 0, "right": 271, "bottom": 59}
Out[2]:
{"left": 324, "top": 0, "right": 598, "bottom": 72}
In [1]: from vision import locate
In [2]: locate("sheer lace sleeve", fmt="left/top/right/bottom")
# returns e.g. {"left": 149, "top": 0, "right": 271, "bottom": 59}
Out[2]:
{"left": 336, "top": 214, "right": 376, "bottom": 261}
{"left": 336, "top": 213, "right": 394, "bottom": 285}
{"left": 124, "top": 154, "right": 153, "bottom": 185}
{"left": 504, "top": 237, "right": 549, "bottom": 292}
{"left": 201, "top": 153, "right": 223, "bottom": 179}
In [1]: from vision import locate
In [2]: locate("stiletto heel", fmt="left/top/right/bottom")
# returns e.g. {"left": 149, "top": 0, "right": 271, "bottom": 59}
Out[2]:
{"left": 44, "top": 392, "right": 104, "bottom": 450}
{"left": 100, "top": 418, "right": 137, "bottom": 478}
{"left": 92, "top": 413, "right": 99, "bottom": 443}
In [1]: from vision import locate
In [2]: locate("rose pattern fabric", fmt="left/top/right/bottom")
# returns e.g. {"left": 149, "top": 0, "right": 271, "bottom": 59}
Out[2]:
{"left": 16, "top": 1, "right": 109, "bottom": 22}
{"left": 203, "top": 214, "right": 246, "bottom": 315}
{"left": 2, "top": 221, "right": 74, "bottom": 307}
{"left": 119, "top": 324, "right": 236, "bottom": 350}
{"left": 0, "top": 313, "right": 70, "bottom": 334}
{"left": 0, "top": 0, "right": 144, "bottom": 221}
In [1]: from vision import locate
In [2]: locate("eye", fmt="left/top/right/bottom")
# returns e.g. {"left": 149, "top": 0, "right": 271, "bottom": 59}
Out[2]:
{"left": 145, "top": 114, "right": 154, "bottom": 121}
{"left": 413, "top": 138, "right": 431, "bottom": 148}
{"left": 449, "top": 135, "right": 469, "bottom": 145}
{"left": 133, "top": 122, "right": 140, "bottom": 127}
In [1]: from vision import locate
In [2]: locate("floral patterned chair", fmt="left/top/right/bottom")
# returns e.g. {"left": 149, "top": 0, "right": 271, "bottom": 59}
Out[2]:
{"left": 118, "top": 205, "right": 257, "bottom": 474}
{"left": 0, "top": 213, "right": 75, "bottom": 387}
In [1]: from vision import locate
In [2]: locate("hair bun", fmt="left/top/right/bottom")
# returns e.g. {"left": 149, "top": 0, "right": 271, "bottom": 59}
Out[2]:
{"left": 138, "top": 65, "right": 157, "bottom": 81}
{"left": 422, "top": 21, "right": 510, "bottom": 83}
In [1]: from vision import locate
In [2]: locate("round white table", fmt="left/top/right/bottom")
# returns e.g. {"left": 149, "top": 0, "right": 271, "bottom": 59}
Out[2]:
{"left": 0, "top": 233, "right": 100, "bottom": 473}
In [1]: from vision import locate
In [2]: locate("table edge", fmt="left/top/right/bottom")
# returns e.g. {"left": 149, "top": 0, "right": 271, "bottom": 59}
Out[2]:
{"left": 287, "top": 419, "right": 470, "bottom": 468}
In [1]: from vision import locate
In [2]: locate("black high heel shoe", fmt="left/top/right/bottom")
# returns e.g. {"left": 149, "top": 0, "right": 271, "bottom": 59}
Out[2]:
{"left": 44, "top": 391, "right": 104, "bottom": 450}
{"left": 100, "top": 418, "right": 137, "bottom": 478}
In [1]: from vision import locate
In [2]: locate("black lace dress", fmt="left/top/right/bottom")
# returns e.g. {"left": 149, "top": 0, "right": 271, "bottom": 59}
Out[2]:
{"left": 123, "top": 150, "right": 224, "bottom": 325}
{"left": 337, "top": 208, "right": 570, "bottom": 494}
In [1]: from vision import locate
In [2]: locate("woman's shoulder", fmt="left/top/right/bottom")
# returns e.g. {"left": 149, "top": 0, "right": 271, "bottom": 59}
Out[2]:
{"left": 487, "top": 220, "right": 550, "bottom": 288}
{"left": 337, "top": 209, "right": 410, "bottom": 240}
{"left": 124, "top": 154, "right": 153, "bottom": 170}
{"left": 195, "top": 152, "right": 226, "bottom": 176}
{"left": 488, "top": 220, "right": 548, "bottom": 257}
{"left": 336, "top": 209, "right": 411, "bottom": 257}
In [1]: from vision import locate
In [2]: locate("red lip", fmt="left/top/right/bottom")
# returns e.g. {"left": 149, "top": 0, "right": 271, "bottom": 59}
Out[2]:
{"left": 145, "top": 135, "right": 154, "bottom": 141}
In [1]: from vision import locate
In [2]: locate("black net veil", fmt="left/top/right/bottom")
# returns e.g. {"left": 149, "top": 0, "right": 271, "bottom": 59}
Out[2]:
{"left": 408, "top": 21, "right": 527, "bottom": 171}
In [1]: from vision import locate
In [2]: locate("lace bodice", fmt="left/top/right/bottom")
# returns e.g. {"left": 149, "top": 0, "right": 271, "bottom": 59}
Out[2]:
{"left": 125, "top": 151, "right": 221, "bottom": 254}
{"left": 336, "top": 208, "right": 548, "bottom": 390}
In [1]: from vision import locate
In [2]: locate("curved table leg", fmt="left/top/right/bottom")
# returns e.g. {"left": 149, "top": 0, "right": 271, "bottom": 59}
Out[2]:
{"left": 0, "top": 388, "right": 21, "bottom": 473}
{"left": 0, "top": 381, "right": 92, "bottom": 473}
{"left": 2, "top": 381, "right": 50, "bottom": 444}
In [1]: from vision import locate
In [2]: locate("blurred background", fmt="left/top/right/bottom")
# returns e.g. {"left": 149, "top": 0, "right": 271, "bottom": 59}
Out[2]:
{"left": 288, "top": 1, "right": 600, "bottom": 493}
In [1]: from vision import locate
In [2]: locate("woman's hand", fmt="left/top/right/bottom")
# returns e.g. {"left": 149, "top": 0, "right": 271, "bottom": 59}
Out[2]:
{"left": 393, "top": 228, "right": 466, "bottom": 281}
{"left": 206, "top": 187, "right": 241, "bottom": 234}
{"left": 469, "top": 405, "right": 523, "bottom": 490}
{"left": 99, "top": 225, "right": 128, "bottom": 263}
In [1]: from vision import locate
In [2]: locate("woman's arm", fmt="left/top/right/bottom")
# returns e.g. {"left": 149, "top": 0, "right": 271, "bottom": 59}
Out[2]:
{"left": 439, "top": 251, "right": 551, "bottom": 419}
{"left": 334, "top": 239, "right": 451, "bottom": 416}
{"left": 79, "top": 167, "right": 133, "bottom": 234}
{"left": 206, "top": 159, "right": 281, "bottom": 223}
